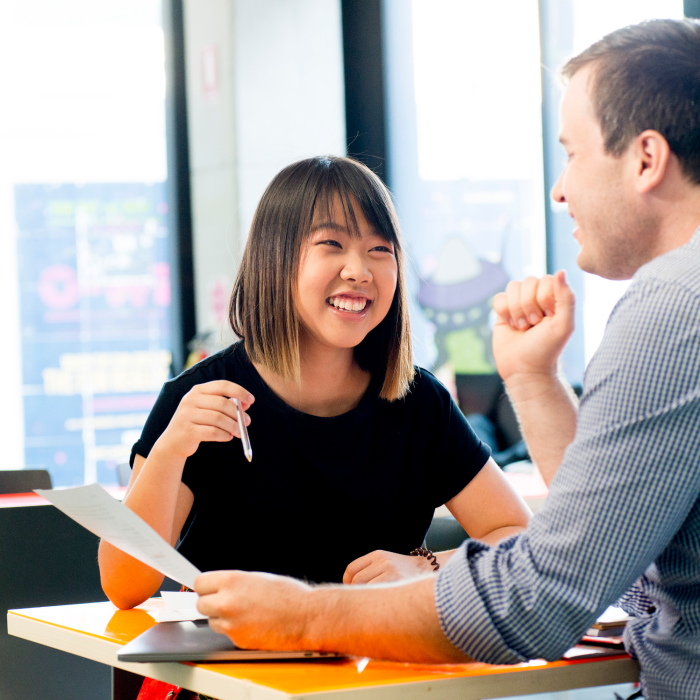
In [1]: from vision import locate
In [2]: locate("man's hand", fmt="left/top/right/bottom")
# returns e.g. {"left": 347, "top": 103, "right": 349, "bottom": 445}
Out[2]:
{"left": 196, "top": 570, "right": 312, "bottom": 651}
{"left": 492, "top": 271, "right": 575, "bottom": 388}
{"left": 343, "top": 550, "right": 434, "bottom": 584}
{"left": 491, "top": 270, "right": 578, "bottom": 486}
{"left": 196, "top": 570, "right": 468, "bottom": 663}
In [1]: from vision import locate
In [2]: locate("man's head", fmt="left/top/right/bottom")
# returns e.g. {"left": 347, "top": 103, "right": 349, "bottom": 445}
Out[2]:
{"left": 552, "top": 19, "right": 700, "bottom": 279}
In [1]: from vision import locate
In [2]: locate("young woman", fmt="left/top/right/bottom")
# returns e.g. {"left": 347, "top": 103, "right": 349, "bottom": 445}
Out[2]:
{"left": 99, "top": 156, "right": 530, "bottom": 609}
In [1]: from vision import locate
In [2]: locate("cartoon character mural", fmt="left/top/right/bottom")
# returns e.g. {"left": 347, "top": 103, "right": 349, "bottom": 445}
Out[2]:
{"left": 418, "top": 236, "right": 509, "bottom": 375}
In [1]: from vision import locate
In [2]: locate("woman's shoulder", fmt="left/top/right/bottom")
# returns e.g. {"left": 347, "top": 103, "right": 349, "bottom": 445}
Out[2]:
{"left": 163, "top": 342, "right": 244, "bottom": 396}
{"left": 397, "top": 366, "right": 455, "bottom": 411}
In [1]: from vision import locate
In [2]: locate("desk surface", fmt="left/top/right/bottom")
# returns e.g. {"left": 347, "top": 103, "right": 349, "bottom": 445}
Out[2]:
{"left": 1, "top": 474, "right": 546, "bottom": 515}
{"left": 9, "top": 600, "right": 637, "bottom": 700}
{"left": 0, "top": 486, "right": 127, "bottom": 509}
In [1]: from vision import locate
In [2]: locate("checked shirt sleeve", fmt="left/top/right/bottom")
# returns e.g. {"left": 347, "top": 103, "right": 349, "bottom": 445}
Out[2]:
{"left": 434, "top": 276, "right": 700, "bottom": 663}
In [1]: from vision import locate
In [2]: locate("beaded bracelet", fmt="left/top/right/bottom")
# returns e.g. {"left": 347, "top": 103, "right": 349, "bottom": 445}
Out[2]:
{"left": 409, "top": 546, "right": 440, "bottom": 571}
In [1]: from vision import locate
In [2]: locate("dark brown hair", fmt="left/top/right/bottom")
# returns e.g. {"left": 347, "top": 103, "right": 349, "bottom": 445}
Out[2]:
{"left": 229, "top": 155, "right": 414, "bottom": 401}
{"left": 562, "top": 19, "right": 700, "bottom": 184}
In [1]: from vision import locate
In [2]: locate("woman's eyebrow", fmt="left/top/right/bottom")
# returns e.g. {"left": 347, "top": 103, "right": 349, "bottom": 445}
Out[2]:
{"left": 309, "top": 221, "right": 347, "bottom": 233}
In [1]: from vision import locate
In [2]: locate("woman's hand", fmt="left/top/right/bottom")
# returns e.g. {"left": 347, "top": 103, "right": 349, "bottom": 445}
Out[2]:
{"left": 343, "top": 550, "right": 435, "bottom": 584}
{"left": 156, "top": 380, "right": 254, "bottom": 460}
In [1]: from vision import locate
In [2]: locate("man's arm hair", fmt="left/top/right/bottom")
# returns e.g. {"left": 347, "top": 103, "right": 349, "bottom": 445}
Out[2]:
{"left": 505, "top": 367, "right": 578, "bottom": 487}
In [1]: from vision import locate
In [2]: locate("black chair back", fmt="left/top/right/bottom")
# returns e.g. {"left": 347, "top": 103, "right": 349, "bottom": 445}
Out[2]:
{"left": 0, "top": 469, "right": 52, "bottom": 495}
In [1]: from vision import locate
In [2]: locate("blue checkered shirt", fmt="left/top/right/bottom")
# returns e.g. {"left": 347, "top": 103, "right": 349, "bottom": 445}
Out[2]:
{"left": 435, "top": 229, "right": 700, "bottom": 699}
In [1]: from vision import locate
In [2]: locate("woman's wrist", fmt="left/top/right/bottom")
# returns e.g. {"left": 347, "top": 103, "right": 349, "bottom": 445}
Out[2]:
{"left": 434, "top": 550, "right": 456, "bottom": 567}
{"left": 149, "top": 434, "right": 189, "bottom": 471}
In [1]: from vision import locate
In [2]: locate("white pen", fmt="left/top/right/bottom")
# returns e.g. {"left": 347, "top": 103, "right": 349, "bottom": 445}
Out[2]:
{"left": 233, "top": 398, "right": 253, "bottom": 462}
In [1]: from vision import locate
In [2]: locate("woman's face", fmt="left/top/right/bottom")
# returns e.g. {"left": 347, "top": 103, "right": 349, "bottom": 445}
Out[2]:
{"left": 295, "top": 197, "right": 398, "bottom": 352}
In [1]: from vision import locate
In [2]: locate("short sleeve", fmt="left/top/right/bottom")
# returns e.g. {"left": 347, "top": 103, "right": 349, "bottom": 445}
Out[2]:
{"left": 416, "top": 371, "right": 491, "bottom": 507}
{"left": 130, "top": 373, "right": 200, "bottom": 466}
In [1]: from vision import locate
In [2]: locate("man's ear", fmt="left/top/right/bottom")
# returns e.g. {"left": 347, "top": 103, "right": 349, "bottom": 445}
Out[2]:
{"left": 631, "top": 129, "right": 671, "bottom": 194}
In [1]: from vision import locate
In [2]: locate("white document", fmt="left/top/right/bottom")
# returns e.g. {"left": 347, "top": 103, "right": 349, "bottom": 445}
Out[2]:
{"left": 156, "top": 590, "right": 207, "bottom": 622}
{"left": 35, "top": 484, "right": 201, "bottom": 590}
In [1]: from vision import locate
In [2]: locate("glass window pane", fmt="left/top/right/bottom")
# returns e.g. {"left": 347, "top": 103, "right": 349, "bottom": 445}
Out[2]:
{"left": 546, "top": 0, "right": 684, "bottom": 367}
{"left": 0, "top": 1, "right": 171, "bottom": 486}
{"left": 384, "top": 0, "right": 546, "bottom": 384}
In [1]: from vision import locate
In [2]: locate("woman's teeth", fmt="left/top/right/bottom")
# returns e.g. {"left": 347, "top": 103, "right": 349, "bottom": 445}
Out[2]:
{"left": 327, "top": 296, "right": 368, "bottom": 313}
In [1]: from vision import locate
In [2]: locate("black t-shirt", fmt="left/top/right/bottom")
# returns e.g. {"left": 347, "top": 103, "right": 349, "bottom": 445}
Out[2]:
{"left": 132, "top": 342, "right": 490, "bottom": 583}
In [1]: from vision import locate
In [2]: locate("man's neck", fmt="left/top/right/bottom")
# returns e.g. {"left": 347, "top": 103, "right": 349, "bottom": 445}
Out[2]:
{"left": 649, "top": 177, "right": 700, "bottom": 261}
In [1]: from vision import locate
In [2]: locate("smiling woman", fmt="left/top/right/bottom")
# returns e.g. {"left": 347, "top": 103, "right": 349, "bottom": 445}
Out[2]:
{"left": 230, "top": 156, "right": 412, "bottom": 402}
{"left": 98, "top": 155, "right": 531, "bottom": 611}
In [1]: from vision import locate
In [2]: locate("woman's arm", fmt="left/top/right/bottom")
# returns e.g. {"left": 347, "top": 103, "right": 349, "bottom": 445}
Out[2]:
{"left": 432, "top": 457, "right": 533, "bottom": 567}
{"left": 344, "top": 458, "right": 531, "bottom": 583}
{"left": 444, "top": 457, "right": 530, "bottom": 546}
{"left": 98, "top": 453, "right": 194, "bottom": 609}
{"left": 98, "top": 380, "right": 254, "bottom": 609}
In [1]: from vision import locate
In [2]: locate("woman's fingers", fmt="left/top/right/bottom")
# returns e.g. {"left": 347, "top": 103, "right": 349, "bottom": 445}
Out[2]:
{"left": 343, "top": 554, "right": 372, "bottom": 584}
{"left": 195, "top": 394, "right": 251, "bottom": 426}
{"left": 198, "top": 380, "right": 255, "bottom": 409}
{"left": 349, "top": 562, "right": 387, "bottom": 584}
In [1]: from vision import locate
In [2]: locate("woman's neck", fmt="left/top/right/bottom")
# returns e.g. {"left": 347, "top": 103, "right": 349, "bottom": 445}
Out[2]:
{"left": 252, "top": 340, "right": 371, "bottom": 418}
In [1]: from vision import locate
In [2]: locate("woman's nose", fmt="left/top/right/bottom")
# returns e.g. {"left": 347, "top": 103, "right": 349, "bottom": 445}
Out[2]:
{"left": 341, "top": 253, "right": 372, "bottom": 284}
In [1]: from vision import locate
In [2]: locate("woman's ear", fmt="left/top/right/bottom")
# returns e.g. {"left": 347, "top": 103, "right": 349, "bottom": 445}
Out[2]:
{"left": 632, "top": 129, "right": 671, "bottom": 194}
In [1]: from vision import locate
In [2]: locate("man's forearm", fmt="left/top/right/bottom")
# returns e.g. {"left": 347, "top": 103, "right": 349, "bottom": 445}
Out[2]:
{"left": 506, "top": 373, "right": 578, "bottom": 487}
{"left": 302, "top": 576, "right": 469, "bottom": 663}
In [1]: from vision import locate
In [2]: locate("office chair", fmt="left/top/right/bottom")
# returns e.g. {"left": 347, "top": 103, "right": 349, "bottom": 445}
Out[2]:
{"left": 0, "top": 469, "right": 52, "bottom": 495}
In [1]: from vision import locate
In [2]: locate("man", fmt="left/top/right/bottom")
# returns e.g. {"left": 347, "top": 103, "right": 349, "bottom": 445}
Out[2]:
{"left": 196, "top": 20, "right": 700, "bottom": 699}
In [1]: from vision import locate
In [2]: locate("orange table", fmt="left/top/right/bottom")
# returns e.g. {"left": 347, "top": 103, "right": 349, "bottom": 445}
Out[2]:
{"left": 8, "top": 600, "right": 639, "bottom": 700}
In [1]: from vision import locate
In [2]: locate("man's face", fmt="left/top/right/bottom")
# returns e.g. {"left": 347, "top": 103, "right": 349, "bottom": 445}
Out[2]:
{"left": 551, "top": 65, "right": 657, "bottom": 280}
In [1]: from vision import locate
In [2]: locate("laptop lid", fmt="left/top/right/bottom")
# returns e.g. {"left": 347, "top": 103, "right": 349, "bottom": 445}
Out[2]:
{"left": 117, "top": 619, "right": 342, "bottom": 662}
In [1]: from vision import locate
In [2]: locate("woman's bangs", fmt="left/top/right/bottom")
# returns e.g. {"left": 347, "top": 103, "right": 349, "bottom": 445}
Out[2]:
{"left": 307, "top": 167, "right": 401, "bottom": 249}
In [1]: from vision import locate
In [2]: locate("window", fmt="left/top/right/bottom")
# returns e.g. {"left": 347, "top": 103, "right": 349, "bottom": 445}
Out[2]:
{"left": 541, "top": 0, "right": 685, "bottom": 373}
{"left": 383, "top": 0, "right": 686, "bottom": 387}
{"left": 383, "top": 0, "right": 546, "bottom": 389}
{"left": 0, "top": 1, "right": 171, "bottom": 486}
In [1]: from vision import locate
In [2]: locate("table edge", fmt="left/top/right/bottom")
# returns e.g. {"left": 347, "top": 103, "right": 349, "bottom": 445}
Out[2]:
{"left": 7, "top": 611, "right": 639, "bottom": 700}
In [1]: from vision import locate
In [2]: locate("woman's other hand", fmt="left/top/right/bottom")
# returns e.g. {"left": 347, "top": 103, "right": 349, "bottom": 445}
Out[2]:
{"left": 343, "top": 550, "right": 435, "bottom": 584}
{"left": 157, "top": 380, "right": 254, "bottom": 460}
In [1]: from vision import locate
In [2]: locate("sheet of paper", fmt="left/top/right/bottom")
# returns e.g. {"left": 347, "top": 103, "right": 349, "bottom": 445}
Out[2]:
{"left": 156, "top": 591, "right": 207, "bottom": 622}
{"left": 35, "top": 484, "right": 201, "bottom": 590}
{"left": 597, "top": 606, "right": 630, "bottom": 624}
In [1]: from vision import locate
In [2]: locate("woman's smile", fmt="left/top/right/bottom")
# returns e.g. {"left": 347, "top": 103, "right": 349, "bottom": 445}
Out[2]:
{"left": 326, "top": 294, "right": 372, "bottom": 315}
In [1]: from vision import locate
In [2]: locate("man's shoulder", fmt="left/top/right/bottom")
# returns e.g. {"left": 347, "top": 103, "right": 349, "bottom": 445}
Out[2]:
{"left": 608, "top": 235, "right": 700, "bottom": 331}
{"left": 586, "top": 234, "right": 700, "bottom": 398}
{"left": 633, "top": 229, "right": 700, "bottom": 299}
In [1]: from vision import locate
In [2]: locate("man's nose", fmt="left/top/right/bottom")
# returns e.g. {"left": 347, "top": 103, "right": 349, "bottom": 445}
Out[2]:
{"left": 551, "top": 170, "right": 566, "bottom": 203}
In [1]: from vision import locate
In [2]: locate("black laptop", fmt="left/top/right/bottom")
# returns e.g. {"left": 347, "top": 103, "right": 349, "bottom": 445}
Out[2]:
{"left": 117, "top": 619, "right": 342, "bottom": 662}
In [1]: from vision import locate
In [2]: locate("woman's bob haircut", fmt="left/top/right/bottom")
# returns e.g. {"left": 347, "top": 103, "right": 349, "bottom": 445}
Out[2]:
{"left": 229, "top": 155, "right": 414, "bottom": 401}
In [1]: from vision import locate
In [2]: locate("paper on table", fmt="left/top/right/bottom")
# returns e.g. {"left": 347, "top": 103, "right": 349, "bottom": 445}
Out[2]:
{"left": 35, "top": 484, "right": 201, "bottom": 590}
{"left": 156, "top": 591, "right": 207, "bottom": 622}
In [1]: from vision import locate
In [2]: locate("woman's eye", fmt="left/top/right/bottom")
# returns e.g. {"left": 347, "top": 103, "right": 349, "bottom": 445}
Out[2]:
{"left": 318, "top": 239, "right": 342, "bottom": 248}
{"left": 371, "top": 245, "right": 393, "bottom": 253}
